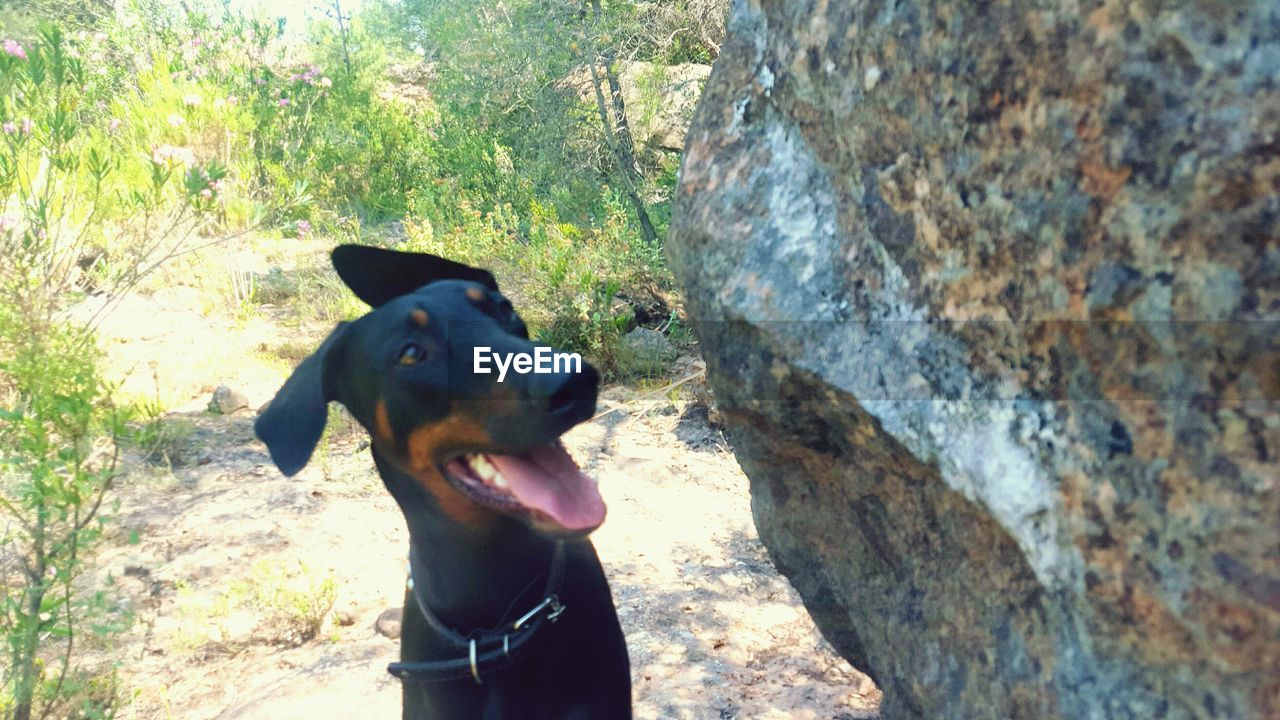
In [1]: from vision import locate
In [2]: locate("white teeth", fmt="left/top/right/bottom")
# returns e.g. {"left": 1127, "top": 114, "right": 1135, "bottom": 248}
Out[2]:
{"left": 464, "top": 454, "right": 509, "bottom": 490}
{"left": 470, "top": 455, "right": 496, "bottom": 479}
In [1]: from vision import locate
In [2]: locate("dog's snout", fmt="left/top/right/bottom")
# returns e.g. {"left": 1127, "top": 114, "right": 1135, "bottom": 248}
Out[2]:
{"left": 546, "top": 377, "right": 577, "bottom": 414}
{"left": 530, "top": 364, "right": 599, "bottom": 419}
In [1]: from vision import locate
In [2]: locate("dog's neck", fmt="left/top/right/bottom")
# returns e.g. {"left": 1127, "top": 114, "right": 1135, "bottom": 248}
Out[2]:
{"left": 373, "top": 449, "right": 558, "bottom": 631}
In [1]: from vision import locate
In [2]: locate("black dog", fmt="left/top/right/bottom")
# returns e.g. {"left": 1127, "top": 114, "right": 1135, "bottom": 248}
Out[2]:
{"left": 254, "top": 245, "right": 631, "bottom": 719}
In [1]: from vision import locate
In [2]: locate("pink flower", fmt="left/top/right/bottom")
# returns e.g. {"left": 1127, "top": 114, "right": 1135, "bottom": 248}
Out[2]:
{"left": 108, "top": 118, "right": 122, "bottom": 131}
{"left": 295, "top": 219, "right": 311, "bottom": 239}
{"left": 226, "top": 95, "right": 239, "bottom": 106}
{"left": 167, "top": 113, "right": 185, "bottom": 127}
{"left": 319, "top": 77, "right": 332, "bottom": 88}
{"left": 20, "top": 118, "right": 31, "bottom": 135}
{"left": 2, "top": 122, "right": 14, "bottom": 135}
{"left": 278, "top": 98, "right": 290, "bottom": 108}
{"left": 199, "top": 188, "right": 213, "bottom": 199}
{"left": 3, "top": 39, "right": 26, "bottom": 60}
{"left": 0, "top": 215, "right": 16, "bottom": 232}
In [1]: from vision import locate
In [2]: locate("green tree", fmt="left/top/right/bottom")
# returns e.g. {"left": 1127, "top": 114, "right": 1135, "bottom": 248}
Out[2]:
{"left": 370, "top": 0, "right": 728, "bottom": 239}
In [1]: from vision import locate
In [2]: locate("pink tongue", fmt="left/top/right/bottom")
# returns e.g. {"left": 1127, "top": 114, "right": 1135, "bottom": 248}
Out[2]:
{"left": 486, "top": 445, "right": 606, "bottom": 531}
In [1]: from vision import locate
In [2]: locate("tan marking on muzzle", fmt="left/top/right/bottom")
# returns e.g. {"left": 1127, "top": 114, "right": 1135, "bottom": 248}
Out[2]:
{"left": 374, "top": 399, "right": 395, "bottom": 445}
{"left": 403, "top": 413, "right": 500, "bottom": 527}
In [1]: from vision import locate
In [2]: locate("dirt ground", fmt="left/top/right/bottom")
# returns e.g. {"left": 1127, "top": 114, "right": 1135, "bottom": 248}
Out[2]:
{"left": 75, "top": 246, "right": 881, "bottom": 720}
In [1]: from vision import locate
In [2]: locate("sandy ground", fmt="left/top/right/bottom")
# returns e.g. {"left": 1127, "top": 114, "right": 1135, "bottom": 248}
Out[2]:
{"left": 72, "top": 250, "right": 880, "bottom": 720}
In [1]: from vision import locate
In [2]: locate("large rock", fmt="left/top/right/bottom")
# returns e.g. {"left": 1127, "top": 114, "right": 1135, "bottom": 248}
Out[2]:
{"left": 668, "top": 2, "right": 1278, "bottom": 719}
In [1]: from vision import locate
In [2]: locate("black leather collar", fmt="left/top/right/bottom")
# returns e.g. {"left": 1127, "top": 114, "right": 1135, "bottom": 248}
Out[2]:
{"left": 388, "top": 541, "right": 567, "bottom": 684}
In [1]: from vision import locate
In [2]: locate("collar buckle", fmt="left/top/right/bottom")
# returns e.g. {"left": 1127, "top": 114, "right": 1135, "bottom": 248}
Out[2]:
{"left": 512, "top": 593, "right": 566, "bottom": 631}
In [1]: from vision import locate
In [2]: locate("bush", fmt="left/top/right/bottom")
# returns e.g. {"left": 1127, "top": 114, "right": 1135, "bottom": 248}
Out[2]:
{"left": 0, "top": 317, "right": 127, "bottom": 720}
{"left": 0, "top": 25, "right": 221, "bottom": 719}
{"left": 402, "top": 189, "right": 671, "bottom": 378}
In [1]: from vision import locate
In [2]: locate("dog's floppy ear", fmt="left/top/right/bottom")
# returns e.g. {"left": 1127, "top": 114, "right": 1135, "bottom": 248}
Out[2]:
{"left": 331, "top": 244, "right": 499, "bottom": 308}
{"left": 254, "top": 323, "right": 349, "bottom": 476}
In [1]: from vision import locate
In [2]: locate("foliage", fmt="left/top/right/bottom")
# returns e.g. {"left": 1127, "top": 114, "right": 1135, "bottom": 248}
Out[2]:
{"left": 375, "top": 0, "right": 637, "bottom": 222}
{"left": 0, "top": 1, "right": 115, "bottom": 36}
{"left": 365, "top": 0, "right": 726, "bottom": 374}
{"left": 295, "top": 2, "right": 435, "bottom": 219}
{"left": 173, "top": 559, "right": 338, "bottom": 653}
{"left": 126, "top": 397, "right": 193, "bottom": 467}
{"left": 242, "top": 560, "right": 338, "bottom": 645}
{"left": 0, "top": 320, "right": 128, "bottom": 720}
{"left": 0, "top": 25, "right": 222, "bottom": 720}
{"left": 402, "top": 190, "right": 667, "bottom": 377}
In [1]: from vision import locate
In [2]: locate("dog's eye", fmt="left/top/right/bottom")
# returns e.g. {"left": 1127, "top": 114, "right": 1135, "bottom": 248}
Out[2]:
{"left": 496, "top": 298, "right": 515, "bottom": 320}
{"left": 398, "top": 343, "right": 428, "bottom": 366}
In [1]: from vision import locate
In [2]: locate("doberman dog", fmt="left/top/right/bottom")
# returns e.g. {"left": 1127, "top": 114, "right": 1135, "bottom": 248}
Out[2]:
{"left": 254, "top": 245, "right": 632, "bottom": 719}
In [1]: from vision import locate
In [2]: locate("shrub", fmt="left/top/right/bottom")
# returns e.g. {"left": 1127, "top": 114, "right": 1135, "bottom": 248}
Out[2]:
{"left": 402, "top": 189, "right": 672, "bottom": 378}
{"left": 0, "top": 25, "right": 221, "bottom": 720}
{"left": 126, "top": 398, "right": 194, "bottom": 467}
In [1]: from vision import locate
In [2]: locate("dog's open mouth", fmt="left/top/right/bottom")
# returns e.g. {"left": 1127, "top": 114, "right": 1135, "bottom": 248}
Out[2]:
{"left": 442, "top": 442, "right": 605, "bottom": 532}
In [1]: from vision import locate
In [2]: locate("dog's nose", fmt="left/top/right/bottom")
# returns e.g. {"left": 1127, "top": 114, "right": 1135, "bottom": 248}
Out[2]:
{"left": 530, "top": 364, "right": 599, "bottom": 418}
{"left": 546, "top": 376, "right": 577, "bottom": 414}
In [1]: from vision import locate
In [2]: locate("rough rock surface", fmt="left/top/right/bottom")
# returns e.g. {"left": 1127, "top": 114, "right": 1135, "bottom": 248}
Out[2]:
{"left": 622, "top": 326, "right": 679, "bottom": 374}
{"left": 208, "top": 385, "right": 250, "bottom": 415}
{"left": 375, "top": 606, "right": 403, "bottom": 640}
{"left": 668, "top": 1, "right": 1279, "bottom": 719}
{"left": 250, "top": 267, "right": 299, "bottom": 304}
